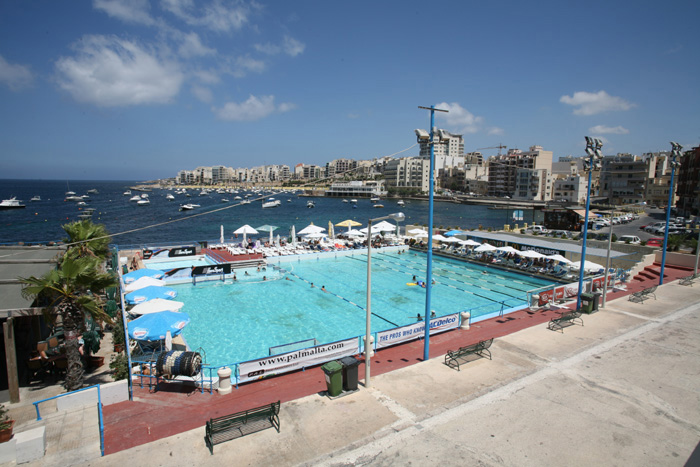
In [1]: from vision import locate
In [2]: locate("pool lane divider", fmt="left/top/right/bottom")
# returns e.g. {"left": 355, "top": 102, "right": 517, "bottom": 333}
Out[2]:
{"left": 274, "top": 266, "right": 399, "bottom": 328}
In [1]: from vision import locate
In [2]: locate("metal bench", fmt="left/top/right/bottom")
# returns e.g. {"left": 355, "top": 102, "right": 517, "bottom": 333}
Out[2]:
{"left": 444, "top": 338, "right": 493, "bottom": 371}
{"left": 679, "top": 274, "right": 698, "bottom": 286}
{"left": 547, "top": 310, "right": 583, "bottom": 333}
{"left": 205, "top": 401, "right": 280, "bottom": 454}
{"left": 629, "top": 285, "right": 657, "bottom": 303}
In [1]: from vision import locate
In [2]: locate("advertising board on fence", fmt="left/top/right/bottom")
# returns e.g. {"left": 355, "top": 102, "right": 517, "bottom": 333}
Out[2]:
{"left": 238, "top": 337, "right": 359, "bottom": 384}
{"left": 376, "top": 313, "right": 459, "bottom": 349}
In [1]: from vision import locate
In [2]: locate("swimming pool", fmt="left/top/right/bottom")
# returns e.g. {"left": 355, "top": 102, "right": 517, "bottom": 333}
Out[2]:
{"left": 173, "top": 250, "right": 555, "bottom": 366}
{"left": 144, "top": 255, "right": 216, "bottom": 270}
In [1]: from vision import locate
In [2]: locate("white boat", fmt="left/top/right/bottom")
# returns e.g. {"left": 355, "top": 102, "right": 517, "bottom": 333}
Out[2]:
{"left": 0, "top": 197, "right": 26, "bottom": 209}
{"left": 137, "top": 199, "right": 150, "bottom": 206}
{"left": 373, "top": 204, "right": 385, "bottom": 208}
{"left": 77, "top": 213, "right": 92, "bottom": 219}
{"left": 65, "top": 195, "right": 83, "bottom": 202}
{"left": 129, "top": 195, "right": 141, "bottom": 202}
{"left": 221, "top": 198, "right": 229, "bottom": 203}
{"left": 123, "top": 190, "right": 132, "bottom": 196}
{"left": 342, "top": 199, "right": 348, "bottom": 203}
{"left": 166, "top": 194, "right": 175, "bottom": 201}
{"left": 350, "top": 199, "right": 358, "bottom": 203}
{"left": 140, "top": 194, "right": 149, "bottom": 199}
{"left": 30, "top": 195, "right": 41, "bottom": 202}
{"left": 370, "top": 196, "right": 380, "bottom": 203}
{"left": 307, "top": 201, "right": 315, "bottom": 208}
{"left": 263, "top": 200, "right": 281, "bottom": 208}
{"left": 397, "top": 200, "right": 405, "bottom": 206}
{"left": 180, "top": 203, "right": 199, "bottom": 211}
{"left": 234, "top": 196, "right": 242, "bottom": 200}
{"left": 87, "top": 189, "right": 99, "bottom": 194}
{"left": 241, "top": 199, "right": 250, "bottom": 204}
{"left": 77, "top": 201, "right": 87, "bottom": 206}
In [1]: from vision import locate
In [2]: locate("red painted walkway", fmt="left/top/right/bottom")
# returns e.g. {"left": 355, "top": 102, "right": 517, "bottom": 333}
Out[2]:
{"left": 102, "top": 263, "right": 691, "bottom": 455}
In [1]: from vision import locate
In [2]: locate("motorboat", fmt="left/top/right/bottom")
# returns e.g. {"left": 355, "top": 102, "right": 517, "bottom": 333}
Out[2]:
{"left": 87, "top": 189, "right": 99, "bottom": 194}
{"left": 287, "top": 199, "right": 292, "bottom": 203}
{"left": 370, "top": 196, "right": 380, "bottom": 203}
{"left": 129, "top": 195, "right": 141, "bottom": 202}
{"left": 166, "top": 194, "right": 175, "bottom": 201}
{"left": 373, "top": 204, "right": 385, "bottom": 208}
{"left": 65, "top": 195, "right": 83, "bottom": 202}
{"left": 123, "top": 190, "right": 132, "bottom": 196}
{"left": 137, "top": 199, "right": 150, "bottom": 206}
{"left": 307, "top": 201, "right": 315, "bottom": 208}
{"left": 78, "top": 213, "right": 92, "bottom": 219}
{"left": 234, "top": 196, "right": 242, "bottom": 200}
{"left": 397, "top": 200, "right": 405, "bottom": 206}
{"left": 140, "top": 194, "right": 149, "bottom": 199}
{"left": 263, "top": 200, "right": 281, "bottom": 208}
{"left": 342, "top": 199, "right": 348, "bottom": 203}
{"left": 77, "top": 201, "right": 87, "bottom": 206}
{"left": 0, "top": 197, "right": 26, "bottom": 209}
{"left": 30, "top": 195, "right": 41, "bottom": 202}
{"left": 179, "top": 203, "right": 199, "bottom": 211}
{"left": 221, "top": 198, "right": 229, "bottom": 203}
{"left": 350, "top": 199, "right": 358, "bottom": 203}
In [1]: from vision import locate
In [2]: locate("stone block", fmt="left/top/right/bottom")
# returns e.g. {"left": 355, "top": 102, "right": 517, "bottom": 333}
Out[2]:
{"left": 15, "top": 426, "right": 45, "bottom": 464}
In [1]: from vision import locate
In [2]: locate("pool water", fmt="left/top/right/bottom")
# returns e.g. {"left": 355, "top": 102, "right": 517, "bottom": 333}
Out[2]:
{"left": 144, "top": 255, "right": 215, "bottom": 270}
{"left": 174, "top": 251, "right": 555, "bottom": 366}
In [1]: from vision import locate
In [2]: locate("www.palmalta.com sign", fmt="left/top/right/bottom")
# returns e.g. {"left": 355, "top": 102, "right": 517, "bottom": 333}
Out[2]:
{"left": 238, "top": 338, "right": 359, "bottom": 384}
{"left": 376, "top": 313, "right": 459, "bottom": 350}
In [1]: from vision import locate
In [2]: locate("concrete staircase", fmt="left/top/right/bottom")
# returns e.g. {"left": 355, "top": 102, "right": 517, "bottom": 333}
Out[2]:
{"left": 632, "top": 262, "right": 693, "bottom": 283}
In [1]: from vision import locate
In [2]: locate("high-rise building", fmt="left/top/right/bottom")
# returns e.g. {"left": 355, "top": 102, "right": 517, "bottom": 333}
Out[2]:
{"left": 487, "top": 145, "right": 553, "bottom": 198}
{"left": 676, "top": 146, "right": 700, "bottom": 217}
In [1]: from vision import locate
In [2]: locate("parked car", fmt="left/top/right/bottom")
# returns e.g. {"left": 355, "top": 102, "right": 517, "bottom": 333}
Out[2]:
{"left": 646, "top": 237, "right": 663, "bottom": 247}
{"left": 617, "top": 235, "right": 641, "bottom": 244}
{"left": 645, "top": 222, "right": 666, "bottom": 233}
{"left": 527, "top": 225, "right": 548, "bottom": 234}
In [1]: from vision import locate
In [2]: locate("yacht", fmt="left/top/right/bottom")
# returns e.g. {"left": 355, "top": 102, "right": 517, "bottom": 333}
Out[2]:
{"left": 370, "top": 196, "right": 380, "bottom": 203}
{"left": 373, "top": 204, "right": 385, "bottom": 208}
{"left": 307, "top": 201, "right": 315, "bottom": 209}
{"left": 350, "top": 199, "right": 358, "bottom": 204}
{"left": 263, "top": 199, "right": 281, "bottom": 208}
{"left": 140, "top": 194, "right": 149, "bottom": 199}
{"left": 179, "top": 203, "right": 199, "bottom": 211}
{"left": 0, "top": 197, "right": 26, "bottom": 209}
{"left": 129, "top": 195, "right": 141, "bottom": 202}
{"left": 221, "top": 198, "right": 229, "bottom": 203}
{"left": 397, "top": 200, "right": 405, "bottom": 206}
{"left": 166, "top": 194, "right": 175, "bottom": 201}
{"left": 87, "top": 189, "right": 99, "bottom": 194}
{"left": 65, "top": 195, "right": 83, "bottom": 202}
{"left": 137, "top": 199, "right": 150, "bottom": 206}
{"left": 123, "top": 190, "right": 132, "bottom": 196}
{"left": 342, "top": 199, "right": 349, "bottom": 203}
{"left": 30, "top": 195, "right": 41, "bottom": 202}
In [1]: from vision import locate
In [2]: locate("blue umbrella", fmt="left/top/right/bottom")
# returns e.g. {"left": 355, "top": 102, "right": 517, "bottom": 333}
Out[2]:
{"left": 123, "top": 268, "right": 164, "bottom": 284}
{"left": 125, "top": 285, "right": 177, "bottom": 305}
{"left": 443, "top": 230, "right": 468, "bottom": 237}
{"left": 128, "top": 311, "right": 190, "bottom": 342}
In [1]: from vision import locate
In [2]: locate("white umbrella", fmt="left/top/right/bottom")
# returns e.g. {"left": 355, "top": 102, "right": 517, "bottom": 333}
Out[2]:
{"left": 291, "top": 225, "right": 296, "bottom": 247}
{"left": 345, "top": 229, "right": 364, "bottom": 237}
{"left": 360, "top": 225, "right": 382, "bottom": 234}
{"left": 305, "top": 232, "right": 326, "bottom": 239}
{"left": 328, "top": 221, "right": 335, "bottom": 240}
{"left": 373, "top": 221, "right": 397, "bottom": 232}
{"left": 408, "top": 228, "right": 428, "bottom": 235}
{"left": 517, "top": 249, "right": 545, "bottom": 259}
{"left": 298, "top": 223, "right": 326, "bottom": 235}
{"left": 461, "top": 239, "right": 482, "bottom": 247}
{"left": 496, "top": 246, "right": 519, "bottom": 254}
{"left": 234, "top": 224, "right": 258, "bottom": 243}
{"left": 130, "top": 298, "right": 185, "bottom": 315}
{"left": 125, "top": 277, "right": 166, "bottom": 292}
{"left": 569, "top": 260, "right": 604, "bottom": 272}
{"left": 475, "top": 244, "right": 497, "bottom": 252}
{"left": 432, "top": 234, "right": 449, "bottom": 242}
{"left": 547, "top": 254, "right": 571, "bottom": 263}
{"left": 443, "top": 237, "right": 462, "bottom": 243}
{"left": 220, "top": 225, "right": 224, "bottom": 244}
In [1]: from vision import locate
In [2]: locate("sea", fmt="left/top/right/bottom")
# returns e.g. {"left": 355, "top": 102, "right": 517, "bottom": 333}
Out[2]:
{"left": 0, "top": 179, "right": 536, "bottom": 247}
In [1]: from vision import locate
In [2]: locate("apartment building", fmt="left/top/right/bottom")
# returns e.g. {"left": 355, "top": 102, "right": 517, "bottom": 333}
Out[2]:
{"left": 487, "top": 145, "right": 553, "bottom": 198}
{"left": 600, "top": 154, "right": 651, "bottom": 205}
{"left": 384, "top": 157, "right": 430, "bottom": 193}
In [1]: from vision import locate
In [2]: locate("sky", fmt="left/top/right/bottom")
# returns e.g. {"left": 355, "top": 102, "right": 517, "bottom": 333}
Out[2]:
{"left": 1, "top": 0, "right": 699, "bottom": 180}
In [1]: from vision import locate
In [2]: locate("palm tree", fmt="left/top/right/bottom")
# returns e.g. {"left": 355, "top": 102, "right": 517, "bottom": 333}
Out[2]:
{"left": 20, "top": 256, "right": 117, "bottom": 391}
{"left": 62, "top": 219, "right": 112, "bottom": 261}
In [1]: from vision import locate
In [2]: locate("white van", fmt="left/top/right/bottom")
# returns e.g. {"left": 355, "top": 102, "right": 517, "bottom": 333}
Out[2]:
{"left": 617, "top": 235, "right": 641, "bottom": 244}
{"left": 528, "top": 225, "right": 548, "bottom": 234}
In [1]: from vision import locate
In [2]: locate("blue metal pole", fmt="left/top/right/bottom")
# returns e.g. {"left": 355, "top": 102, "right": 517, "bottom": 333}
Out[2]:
{"left": 576, "top": 158, "right": 594, "bottom": 310}
{"left": 423, "top": 109, "right": 436, "bottom": 361}
{"left": 659, "top": 162, "right": 676, "bottom": 285}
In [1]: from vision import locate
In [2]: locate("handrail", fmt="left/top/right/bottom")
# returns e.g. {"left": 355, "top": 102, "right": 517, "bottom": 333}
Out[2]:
{"left": 32, "top": 384, "right": 105, "bottom": 457}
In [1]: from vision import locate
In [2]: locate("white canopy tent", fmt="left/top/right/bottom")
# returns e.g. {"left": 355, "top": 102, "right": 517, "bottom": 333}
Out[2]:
{"left": 124, "top": 277, "right": 166, "bottom": 293}
{"left": 298, "top": 224, "right": 326, "bottom": 236}
{"left": 234, "top": 224, "right": 258, "bottom": 243}
{"left": 475, "top": 244, "right": 497, "bottom": 252}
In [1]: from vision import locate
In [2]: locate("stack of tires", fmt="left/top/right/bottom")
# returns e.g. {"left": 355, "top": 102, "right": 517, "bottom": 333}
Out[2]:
{"left": 156, "top": 350, "right": 202, "bottom": 377}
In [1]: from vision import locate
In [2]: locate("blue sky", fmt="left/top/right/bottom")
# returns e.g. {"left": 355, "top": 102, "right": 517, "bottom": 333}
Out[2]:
{"left": 1, "top": 0, "right": 698, "bottom": 180}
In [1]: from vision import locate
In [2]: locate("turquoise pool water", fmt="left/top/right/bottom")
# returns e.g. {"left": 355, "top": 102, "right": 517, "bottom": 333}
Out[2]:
{"left": 174, "top": 251, "right": 554, "bottom": 366}
{"left": 144, "top": 255, "right": 215, "bottom": 270}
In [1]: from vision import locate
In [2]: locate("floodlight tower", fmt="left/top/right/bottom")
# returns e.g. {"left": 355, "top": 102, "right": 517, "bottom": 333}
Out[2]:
{"left": 659, "top": 142, "right": 684, "bottom": 285}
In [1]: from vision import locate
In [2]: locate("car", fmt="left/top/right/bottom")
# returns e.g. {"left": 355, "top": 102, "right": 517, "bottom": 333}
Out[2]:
{"left": 527, "top": 225, "right": 548, "bottom": 234}
{"left": 617, "top": 235, "right": 641, "bottom": 244}
{"left": 645, "top": 237, "right": 663, "bottom": 247}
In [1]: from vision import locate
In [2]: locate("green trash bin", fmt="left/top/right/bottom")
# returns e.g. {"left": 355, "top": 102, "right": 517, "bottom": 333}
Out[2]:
{"left": 580, "top": 293, "right": 595, "bottom": 314}
{"left": 321, "top": 361, "right": 343, "bottom": 397}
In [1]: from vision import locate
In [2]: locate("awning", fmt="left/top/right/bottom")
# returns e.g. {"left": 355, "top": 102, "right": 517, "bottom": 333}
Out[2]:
{"left": 573, "top": 209, "right": 601, "bottom": 218}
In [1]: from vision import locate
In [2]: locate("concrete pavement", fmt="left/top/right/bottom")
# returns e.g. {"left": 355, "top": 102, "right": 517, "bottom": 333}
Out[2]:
{"left": 74, "top": 279, "right": 700, "bottom": 466}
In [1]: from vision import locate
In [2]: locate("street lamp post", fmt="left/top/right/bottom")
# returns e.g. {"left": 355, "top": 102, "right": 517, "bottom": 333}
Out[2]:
{"left": 365, "top": 212, "right": 405, "bottom": 388}
{"left": 659, "top": 142, "right": 684, "bottom": 285}
{"left": 576, "top": 137, "right": 603, "bottom": 310}
{"left": 418, "top": 105, "right": 448, "bottom": 362}
{"left": 601, "top": 210, "right": 614, "bottom": 308}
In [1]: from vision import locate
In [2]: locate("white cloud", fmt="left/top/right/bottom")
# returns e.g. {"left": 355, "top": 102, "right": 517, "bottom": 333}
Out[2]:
{"left": 213, "top": 94, "right": 294, "bottom": 121}
{"left": 162, "top": 0, "right": 252, "bottom": 32}
{"left": 254, "top": 42, "right": 280, "bottom": 55}
{"left": 193, "top": 68, "right": 220, "bottom": 84}
{"left": 231, "top": 56, "right": 265, "bottom": 77}
{"left": 487, "top": 127, "right": 504, "bottom": 136}
{"left": 0, "top": 55, "right": 33, "bottom": 91}
{"left": 435, "top": 102, "right": 484, "bottom": 134}
{"left": 93, "top": 0, "right": 155, "bottom": 25}
{"left": 560, "top": 90, "right": 634, "bottom": 116}
{"left": 55, "top": 35, "right": 184, "bottom": 107}
{"left": 588, "top": 124, "right": 629, "bottom": 135}
{"left": 283, "top": 36, "right": 305, "bottom": 57}
{"left": 178, "top": 32, "right": 216, "bottom": 58}
{"left": 192, "top": 85, "right": 213, "bottom": 103}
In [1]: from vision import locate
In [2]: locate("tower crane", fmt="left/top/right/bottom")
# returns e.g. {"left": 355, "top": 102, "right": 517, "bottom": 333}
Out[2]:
{"left": 476, "top": 144, "right": 507, "bottom": 156}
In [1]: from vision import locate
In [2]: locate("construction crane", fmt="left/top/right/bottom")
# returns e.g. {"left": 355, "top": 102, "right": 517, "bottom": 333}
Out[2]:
{"left": 476, "top": 144, "right": 507, "bottom": 157}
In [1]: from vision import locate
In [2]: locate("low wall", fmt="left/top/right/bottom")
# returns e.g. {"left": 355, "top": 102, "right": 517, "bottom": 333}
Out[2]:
{"left": 654, "top": 250, "right": 699, "bottom": 269}
{"left": 55, "top": 380, "right": 129, "bottom": 412}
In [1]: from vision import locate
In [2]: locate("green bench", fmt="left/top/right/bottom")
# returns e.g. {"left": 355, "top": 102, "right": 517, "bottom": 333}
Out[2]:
{"left": 205, "top": 401, "right": 280, "bottom": 454}
{"left": 679, "top": 274, "right": 698, "bottom": 286}
{"left": 548, "top": 310, "right": 583, "bottom": 333}
{"left": 628, "top": 285, "right": 657, "bottom": 303}
{"left": 444, "top": 338, "right": 493, "bottom": 371}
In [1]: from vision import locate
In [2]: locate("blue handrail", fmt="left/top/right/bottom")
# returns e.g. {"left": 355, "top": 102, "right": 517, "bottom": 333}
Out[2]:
{"left": 32, "top": 384, "right": 105, "bottom": 457}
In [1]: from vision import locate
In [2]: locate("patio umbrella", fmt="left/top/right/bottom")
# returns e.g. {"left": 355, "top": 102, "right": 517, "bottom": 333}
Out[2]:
{"left": 130, "top": 298, "right": 184, "bottom": 315}
{"left": 125, "top": 276, "right": 166, "bottom": 292}
{"left": 298, "top": 223, "right": 326, "bottom": 235}
{"left": 547, "top": 254, "right": 571, "bottom": 263}
{"left": 220, "top": 225, "right": 224, "bottom": 244}
{"left": 408, "top": 228, "right": 428, "bottom": 235}
{"left": 291, "top": 225, "right": 296, "bottom": 246}
{"left": 475, "top": 244, "right": 497, "bottom": 252}
{"left": 234, "top": 224, "right": 258, "bottom": 243}
{"left": 496, "top": 246, "right": 519, "bottom": 254}
{"left": 123, "top": 268, "right": 164, "bottom": 284}
{"left": 335, "top": 219, "right": 362, "bottom": 232}
{"left": 345, "top": 229, "right": 364, "bottom": 237}
{"left": 461, "top": 239, "right": 482, "bottom": 247}
{"left": 328, "top": 221, "right": 335, "bottom": 240}
{"left": 569, "top": 260, "right": 604, "bottom": 272}
{"left": 359, "top": 225, "right": 382, "bottom": 234}
{"left": 128, "top": 310, "right": 190, "bottom": 342}
{"left": 256, "top": 224, "right": 279, "bottom": 244}
{"left": 432, "top": 234, "right": 449, "bottom": 242}
{"left": 517, "top": 249, "right": 545, "bottom": 259}
{"left": 373, "top": 221, "right": 397, "bottom": 232}
{"left": 125, "top": 285, "right": 178, "bottom": 305}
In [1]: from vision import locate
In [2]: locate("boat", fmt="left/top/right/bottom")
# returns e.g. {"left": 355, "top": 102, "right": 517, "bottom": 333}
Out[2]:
{"left": 179, "top": 203, "right": 199, "bottom": 211}
{"left": 30, "top": 195, "right": 41, "bottom": 202}
{"left": 77, "top": 213, "right": 92, "bottom": 219}
{"left": 397, "top": 200, "right": 405, "bottom": 206}
{"left": 234, "top": 196, "right": 242, "bottom": 200}
{"left": 77, "top": 201, "right": 87, "bottom": 206}
{"left": 370, "top": 196, "right": 380, "bottom": 203}
{"left": 263, "top": 200, "right": 281, "bottom": 208}
{"left": 123, "top": 190, "right": 132, "bottom": 196}
{"left": 373, "top": 204, "right": 385, "bottom": 208}
{"left": 342, "top": 199, "right": 348, "bottom": 203}
{"left": 137, "top": 199, "right": 150, "bottom": 206}
{"left": 241, "top": 199, "right": 251, "bottom": 204}
{"left": 350, "top": 199, "right": 358, "bottom": 203}
{"left": 129, "top": 195, "right": 141, "bottom": 202}
{"left": 140, "top": 194, "right": 149, "bottom": 199}
{"left": 64, "top": 195, "right": 83, "bottom": 202}
{"left": 87, "top": 189, "right": 99, "bottom": 194}
{"left": 221, "top": 198, "right": 229, "bottom": 203}
{"left": 287, "top": 199, "right": 292, "bottom": 203}
{"left": 307, "top": 201, "right": 315, "bottom": 208}
{"left": 0, "top": 197, "right": 26, "bottom": 209}
{"left": 166, "top": 194, "right": 175, "bottom": 201}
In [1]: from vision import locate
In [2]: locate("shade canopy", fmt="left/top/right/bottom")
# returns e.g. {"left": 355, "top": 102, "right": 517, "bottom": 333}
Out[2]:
{"left": 298, "top": 224, "right": 326, "bottom": 235}
{"left": 335, "top": 219, "right": 362, "bottom": 229}
{"left": 125, "top": 285, "right": 178, "bottom": 305}
{"left": 443, "top": 230, "right": 468, "bottom": 237}
{"left": 123, "top": 268, "right": 164, "bottom": 284}
{"left": 432, "top": 234, "right": 449, "bottom": 242}
{"left": 408, "top": 228, "right": 428, "bottom": 235}
{"left": 461, "top": 239, "right": 482, "bottom": 247}
{"left": 345, "top": 229, "right": 364, "bottom": 237}
{"left": 547, "top": 254, "right": 571, "bottom": 263}
{"left": 496, "top": 246, "right": 519, "bottom": 254}
{"left": 130, "top": 298, "right": 184, "bottom": 315}
{"left": 128, "top": 310, "right": 190, "bottom": 342}
{"left": 256, "top": 224, "right": 278, "bottom": 243}
{"left": 234, "top": 224, "right": 258, "bottom": 243}
{"left": 517, "top": 249, "right": 545, "bottom": 259}
{"left": 124, "top": 276, "right": 166, "bottom": 292}
{"left": 373, "top": 221, "right": 397, "bottom": 232}
{"left": 569, "top": 260, "right": 604, "bottom": 272}
{"left": 475, "top": 243, "right": 497, "bottom": 252}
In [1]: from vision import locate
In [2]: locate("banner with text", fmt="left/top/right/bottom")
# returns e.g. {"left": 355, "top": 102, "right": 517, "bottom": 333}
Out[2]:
{"left": 376, "top": 314, "right": 459, "bottom": 350}
{"left": 238, "top": 337, "right": 359, "bottom": 384}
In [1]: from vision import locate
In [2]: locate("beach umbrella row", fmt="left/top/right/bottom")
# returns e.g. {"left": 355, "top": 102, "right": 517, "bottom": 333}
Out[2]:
{"left": 123, "top": 268, "right": 164, "bottom": 284}
{"left": 125, "top": 285, "right": 177, "bottom": 304}
{"left": 128, "top": 310, "right": 190, "bottom": 342}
